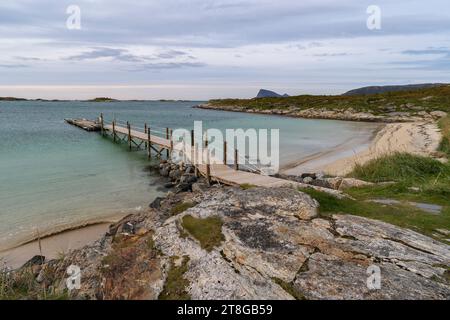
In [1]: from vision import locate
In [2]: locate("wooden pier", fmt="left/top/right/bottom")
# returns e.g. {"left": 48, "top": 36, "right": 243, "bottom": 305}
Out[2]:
{"left": 65, "top": 115, "right": 316, "bottom": 190}
{"left": 64, "top": 119, "right": 100, "bottom": 131}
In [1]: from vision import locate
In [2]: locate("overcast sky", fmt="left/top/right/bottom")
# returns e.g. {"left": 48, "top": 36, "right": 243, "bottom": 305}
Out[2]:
{"left": 0, "top": 0, "right": 449, "bottom": 99}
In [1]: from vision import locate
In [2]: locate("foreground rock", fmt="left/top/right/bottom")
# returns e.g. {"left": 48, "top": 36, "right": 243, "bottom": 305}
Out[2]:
{"left": 5, "top": 186, "right": 449, "bottom": 300}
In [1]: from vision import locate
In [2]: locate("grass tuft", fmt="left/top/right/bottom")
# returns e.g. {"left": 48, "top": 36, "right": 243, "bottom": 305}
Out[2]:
{"left": 349, "top": 152, "right": 447, "bottom": 183}
{"left": 158, "top": 256, "right": 190, "bottom": 300}
{"left": 181, "top": 215, "right": 224, "bottom": 252}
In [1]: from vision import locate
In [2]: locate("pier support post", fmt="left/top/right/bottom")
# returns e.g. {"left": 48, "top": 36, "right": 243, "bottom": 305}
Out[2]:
{"left": 144, "top": 123, "right": 148, "bottom": 150}
{"left": 234, "top": 149, "right": 239, "bottom": 171}
{"left": 194, "top": 142, "right": 199, "bottom": 177}
{"left": 223, "top": 140, "right": 227, "bottom": 165}
{"left": 112, "top": 120, "right": 116, "bottom": 142}
{"left": 147, "top": 128, "right": 152, "bottom": 160}
{"left": 127, "top": 121, "right": 132, "bottom": 150}
{"left": 206, "top": 150, "right": 211, "bottom": 185}
{"left": 100, "top": 113, "right": 104, "bottom": 136}
{"left": 166, "top": 128, "right": 170, "bottom": 158}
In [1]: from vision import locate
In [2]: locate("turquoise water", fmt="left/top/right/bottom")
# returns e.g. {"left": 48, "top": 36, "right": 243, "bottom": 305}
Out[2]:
{"left": 0, "top": 101, "right": 379, "bottom": 250}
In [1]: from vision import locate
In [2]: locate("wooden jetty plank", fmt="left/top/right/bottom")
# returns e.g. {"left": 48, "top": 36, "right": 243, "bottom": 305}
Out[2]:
{"left": 65, "top": 119, "right": 100, "bottom": 131}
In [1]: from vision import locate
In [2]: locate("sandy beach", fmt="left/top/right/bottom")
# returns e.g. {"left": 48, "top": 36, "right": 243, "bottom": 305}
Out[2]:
{"left": 0, "top": 223, "right": 112, "bottom": 269}
{"left": 284, "top": 121, "right": 442, "bottom": 176}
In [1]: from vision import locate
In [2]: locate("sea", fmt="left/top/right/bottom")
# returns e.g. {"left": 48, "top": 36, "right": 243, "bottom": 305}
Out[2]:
{"left": 0, "top": 100, "right": 380, "bottom": 250}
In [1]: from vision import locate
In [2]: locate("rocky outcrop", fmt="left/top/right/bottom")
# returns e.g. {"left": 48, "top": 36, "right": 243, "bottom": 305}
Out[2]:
{"left": 7, "top": 186, "right": 449, "bottom": 300}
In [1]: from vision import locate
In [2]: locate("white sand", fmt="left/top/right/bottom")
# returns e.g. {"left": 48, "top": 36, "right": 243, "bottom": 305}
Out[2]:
{"left": 282, "top": 121, "right": 442, "bottom": 176}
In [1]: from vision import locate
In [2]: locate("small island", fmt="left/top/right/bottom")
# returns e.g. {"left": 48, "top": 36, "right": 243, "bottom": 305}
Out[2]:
{"left": 87, "top": 97, "right": 119, "bottom": 102}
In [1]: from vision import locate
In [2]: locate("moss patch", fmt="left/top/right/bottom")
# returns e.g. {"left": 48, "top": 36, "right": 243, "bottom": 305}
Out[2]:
{"left": 171, "top": 201, "right": 196, "bottom": 216}
{"left": 240, "top": 183, "right": 256, "bottom": 190}
{"left": 158, "top": 256, "right": 191, "bottom": 300}
{"left": 182, "top": 215, "right": 225, "bottom": 251}
{"left": 272, "top": 278, "right": 305, "bottom": 300}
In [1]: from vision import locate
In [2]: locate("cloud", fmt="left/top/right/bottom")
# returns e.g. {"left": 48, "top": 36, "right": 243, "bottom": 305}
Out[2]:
{"left": 312, "top": 52, "right": 351, "bottom": 57}
{"left": 0, "top": 63, "right": 28, "bottom": 68}
{"left": 156, "top": 50, "right": 189, "bottom": 59}
{"left": 65, "top": 47, "right": 147, "bottom": 62}
{"left": 136, "top": 62, "right": 207, "bottom": 71}
{"left": 402, "top": 48, "right": 449, "bottom": 55}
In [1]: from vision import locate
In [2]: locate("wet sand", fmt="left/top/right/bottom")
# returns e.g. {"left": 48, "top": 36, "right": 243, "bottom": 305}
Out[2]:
{"left": 0, "top": 223, "right": 111, "bottom": 269}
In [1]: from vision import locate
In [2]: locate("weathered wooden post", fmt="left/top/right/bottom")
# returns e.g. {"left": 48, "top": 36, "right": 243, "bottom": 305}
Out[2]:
{"left": 100, "top": 113, "right": 104, "bottom": 136}
{"left": 170, "top": 138, "right": 174, "bottom": 160}
{"left": 127, "top": 121, "right": 132, "bottom": 150}
{"left": 194, "top": 142, "right": 199, "bottom": 178}
{"left": 234, "top": 149, "right": 239, "bottom": 171}
{"left": 112, "top": 119, "right": 116, "bottom": 142}
{"left": 144, "top": 123, "right": 148, "bottom": 150}
{"left": 147, "top": 128, "right": 152, "bottom": 160}
{"left": 223, "top": 140, "right": 227, "bottom": 165}
{"left": 206, "top": 149, "right": 211, "bottom": 185}
{"left": 191, "top": 130, "right": 194, "bottom": 147}
{"left": 166, "top": 128, "right": 170, "bottom": 158}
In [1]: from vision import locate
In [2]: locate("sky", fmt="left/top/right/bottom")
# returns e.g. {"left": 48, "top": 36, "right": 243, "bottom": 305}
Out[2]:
{"left": 0, "top": 0, "right": 449, "bottom": 100}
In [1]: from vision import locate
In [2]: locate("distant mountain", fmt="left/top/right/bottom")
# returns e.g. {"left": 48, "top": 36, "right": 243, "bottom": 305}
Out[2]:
{"left": 343, "top": 83, "right": 447, "bottom": 96}
{"left": 256, "top": 89, "right": 289, "bottom": 98}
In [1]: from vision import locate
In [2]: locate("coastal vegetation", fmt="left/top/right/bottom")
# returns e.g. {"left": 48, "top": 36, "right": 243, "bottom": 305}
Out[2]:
{"left": 438, "top": 116, "right": 450, "bottom": 157}
{"left": 208, "top": 85, "right": 450, "bottom": 114}
{"left": 158, "top": 256, "right": 191, "bottom": 300}
{"left": 0, "top": 265, "right": 68, "bottom": 300}
{"left": 181, "top": 215, "right": 224, "bottom": 252}
{"left": 302, "top": 126, "right": 450, "bottom": 242}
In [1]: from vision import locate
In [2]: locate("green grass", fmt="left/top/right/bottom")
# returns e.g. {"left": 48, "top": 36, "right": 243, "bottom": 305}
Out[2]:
{"left": 0, "top": 267, "right": 68, "bottom": 300}
{"left": 208, "top": 84, "right": 450, "bottom": 115}
{"left": 303, "top": 151, "right": 449, "bottom": 241}
{"left": 348, "top": 152, "right": 448, "bottom": 183}
{"left": 170, "top": 202, "right": 196, "bottom": 216}
{"left": 158, "top": 256, "right": 191, "bottom": 300}
{"left": 438, "top": 116, "right": 450, "bottom": 157}
{"left": 181, "top": 215, "right": 224, "bottom": 252}
{"left": 302, "top": 188, "right": 450, "bottom": 242}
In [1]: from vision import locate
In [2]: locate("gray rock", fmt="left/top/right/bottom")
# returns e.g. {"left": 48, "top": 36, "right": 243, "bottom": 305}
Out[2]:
{"left": 430, "top": 111, "right": 447, "bottom": 118}
{"left": 302, "top": 177, "right": 314, "bottom": 184}
{"left": 149, "top": 197, "right": 165, "bottom": 209}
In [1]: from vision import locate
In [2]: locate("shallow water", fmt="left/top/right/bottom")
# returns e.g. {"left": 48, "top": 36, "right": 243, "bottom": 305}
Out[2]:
{"left": 0, "top": 101, "right": 379, "bottom": 250}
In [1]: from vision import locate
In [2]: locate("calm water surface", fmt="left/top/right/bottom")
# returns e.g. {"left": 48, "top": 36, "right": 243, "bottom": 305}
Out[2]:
{"left": 0, "top": 101, "right": 379, "bottom": 250}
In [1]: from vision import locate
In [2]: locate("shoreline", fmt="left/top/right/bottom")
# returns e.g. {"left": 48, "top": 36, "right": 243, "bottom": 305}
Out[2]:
{"left": 0, "top": 222, "right": 112, "bottom": 269}
{"left": 0, "top": 216, "right": 129, "bottom": 269}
